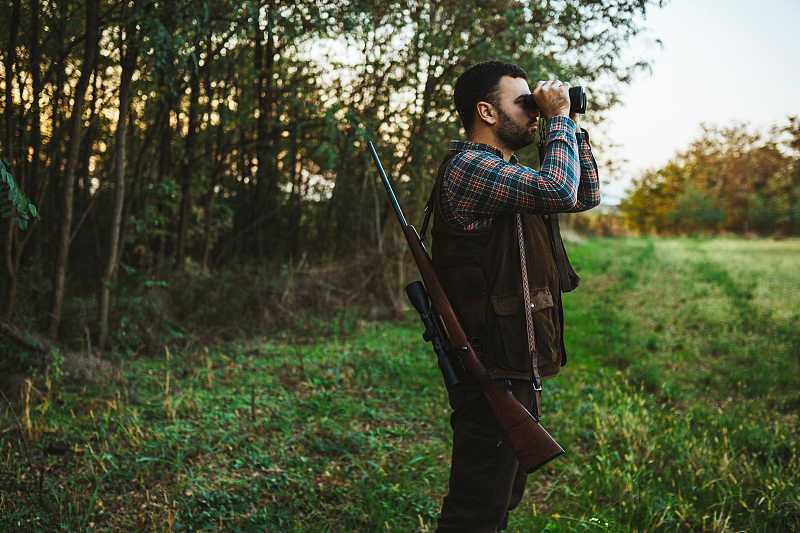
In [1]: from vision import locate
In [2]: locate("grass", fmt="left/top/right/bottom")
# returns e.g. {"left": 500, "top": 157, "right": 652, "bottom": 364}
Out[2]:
{"left": 1, "top": 237, "right": 798, "bottom": 531}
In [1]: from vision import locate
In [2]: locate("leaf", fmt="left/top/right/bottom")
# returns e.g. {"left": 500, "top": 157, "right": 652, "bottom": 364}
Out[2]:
{"left": 0, "top": 158, "right": 39, "bottom": 229}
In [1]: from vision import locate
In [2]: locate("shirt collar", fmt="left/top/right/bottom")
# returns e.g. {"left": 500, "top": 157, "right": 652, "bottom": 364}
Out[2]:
{"left": 448, "top": 140, "right": 518, "bottom": 164}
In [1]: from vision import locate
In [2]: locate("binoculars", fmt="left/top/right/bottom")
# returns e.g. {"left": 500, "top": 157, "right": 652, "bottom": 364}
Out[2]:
{"left": 520, "top": 86, "right": 587, "bottom": 115}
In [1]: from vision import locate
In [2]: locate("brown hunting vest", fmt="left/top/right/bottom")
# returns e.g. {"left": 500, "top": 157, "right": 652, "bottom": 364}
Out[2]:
{"left": 427, "top": 149, "right": 578, "bottom": 381}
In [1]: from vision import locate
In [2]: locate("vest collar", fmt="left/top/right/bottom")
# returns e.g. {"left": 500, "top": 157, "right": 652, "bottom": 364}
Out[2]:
{"left": 448, "top": 140, "right": 519, "bottom": 164}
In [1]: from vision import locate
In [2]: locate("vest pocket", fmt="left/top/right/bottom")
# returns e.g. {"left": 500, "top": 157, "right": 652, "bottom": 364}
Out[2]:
{"left": 530, "top": 287, "right": 560, "bottom": 365}
{"left": 490, "top": 287, "right": 559, "bottom": 373}
{"left": 490, "top": 293, "right": 530, "bottom": 373}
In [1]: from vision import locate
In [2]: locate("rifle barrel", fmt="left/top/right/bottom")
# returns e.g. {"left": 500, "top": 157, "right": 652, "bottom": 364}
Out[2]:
{"left": 368, "top": 140, "right": 407, "bottom": 228}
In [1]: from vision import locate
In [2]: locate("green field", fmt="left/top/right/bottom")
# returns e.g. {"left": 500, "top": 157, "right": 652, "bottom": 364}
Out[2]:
{"left": 2, "top": 237, "right": 799, "bottom": 532}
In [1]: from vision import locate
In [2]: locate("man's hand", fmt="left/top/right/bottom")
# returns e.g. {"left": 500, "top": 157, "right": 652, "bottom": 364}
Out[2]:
{"left": 569, "top": 111, "right": 580, "bottom": 132}
{"left": 533, "top": 80, "right": 570, "bottom": 120}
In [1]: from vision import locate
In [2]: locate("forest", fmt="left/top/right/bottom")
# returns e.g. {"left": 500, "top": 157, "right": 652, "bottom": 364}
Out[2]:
{"left": 1, "top": 0, "right": 659, "bottom": 354}
{"left": 619, "top": 118, "right": 800, "bottom": 235}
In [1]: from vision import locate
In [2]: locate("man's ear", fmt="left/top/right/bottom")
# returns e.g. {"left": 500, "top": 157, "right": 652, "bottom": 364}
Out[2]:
{"left": 475, "top": 101, "right": 497, "bottom": 127}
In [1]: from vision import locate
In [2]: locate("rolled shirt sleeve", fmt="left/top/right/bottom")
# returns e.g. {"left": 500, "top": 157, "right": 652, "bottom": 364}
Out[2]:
{"left": 442, "top": 116, "right": 600, "bottom": 230}
{"left": 568, "top": 128, "right": 601, "bottom": 212}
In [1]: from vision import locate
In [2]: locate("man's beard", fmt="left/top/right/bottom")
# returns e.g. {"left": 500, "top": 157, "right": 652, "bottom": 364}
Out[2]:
{"left": 496, "top": 106, "right": 536, "bottom": 151}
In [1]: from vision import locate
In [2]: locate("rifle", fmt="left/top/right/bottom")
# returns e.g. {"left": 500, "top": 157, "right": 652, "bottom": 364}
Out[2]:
{"left": 367, "top": 140, "right": 565, "bottom": 473}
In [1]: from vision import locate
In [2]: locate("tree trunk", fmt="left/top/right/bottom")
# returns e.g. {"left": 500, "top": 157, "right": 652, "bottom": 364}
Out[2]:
{"left": 98, "top": 1, "right": 140, "bottom": 349}
{"left": 175, "top": 48, "right": 202, "bottom": 271}
{"left": 251, "top": 2, "right": 277, "bottom": 258}
{"left": 81, "top": 69, "right": 102, "bottom": 271}
{"left": 153, "top": 1, "right": 177, "bottom": 276}
{"left": 154, "top": 105, "right": 174, "bottom": 275}
{"left": 122, "top": 100, "right": 162, "bottom": 275}
{"left": 287, "top": 124, "right": 302, "bottom": 260}
{"left": 117, "top": 104, "right": 139, "bottom": 273}
{"left": 28, "top": 0, "right": 42, "bottom": 196}
{"left": 201, "top": 62, "right": 227, "bottom": 271}
{"left": 49, "top": 0, "right": 99, "bottom": 340}
{"left": 3, "top": 0, "right": 20, "bottom": 165}
{"left": 2, "top": 0, "right": 21, "bottom": 318}
{"left": 33, "top": 10, "right": 67, "bottom": 272}
{"left": 4, "top": 221, "right": 16, "bottom": 319}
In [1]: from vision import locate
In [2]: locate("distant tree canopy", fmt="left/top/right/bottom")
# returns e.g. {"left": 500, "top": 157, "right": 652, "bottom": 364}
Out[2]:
{"left": 0, "top": 0, "right": 664, "bottom": 344}
{"left": 620, "top": 117, "right": 800, "bottom": 235}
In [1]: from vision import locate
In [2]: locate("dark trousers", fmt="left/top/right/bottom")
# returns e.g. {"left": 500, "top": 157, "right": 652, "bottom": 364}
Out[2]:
{"left": 436, "top": 379, "right": 534, "bottom": 533}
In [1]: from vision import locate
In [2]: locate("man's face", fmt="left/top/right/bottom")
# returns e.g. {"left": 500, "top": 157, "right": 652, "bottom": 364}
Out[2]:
{"left": 490, "top": 76, "right": 540, "bottom": 151}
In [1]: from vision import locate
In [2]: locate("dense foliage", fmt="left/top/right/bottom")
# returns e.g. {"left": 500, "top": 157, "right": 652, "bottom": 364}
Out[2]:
{"left": 620, "top": 117, "right": 800, "bottom": 235}
{"left": 0, "top": 0, "right": 663, "bottom": 348}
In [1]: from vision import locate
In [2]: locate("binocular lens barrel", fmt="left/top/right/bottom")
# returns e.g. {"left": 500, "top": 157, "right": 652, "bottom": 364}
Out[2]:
{"left": 522, "top": 86, "right": 587, "bottom": 115}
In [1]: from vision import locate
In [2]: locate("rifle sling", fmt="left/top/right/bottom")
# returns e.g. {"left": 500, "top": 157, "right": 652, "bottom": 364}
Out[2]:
{"left": 516, "top": 213, "right": 543, "bottom": 420}
{"left": 420, "top": 154, "right": 454, "bottom": 244}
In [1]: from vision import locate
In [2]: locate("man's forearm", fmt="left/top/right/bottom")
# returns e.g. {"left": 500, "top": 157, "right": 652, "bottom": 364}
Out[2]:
{"left": 539, "top": 116, "right": 581, "bottom": 211}
{"left": 444, "top": 117, "right": 582, "bottom": 221}
{"left": 566, "top": 129, "right": 600, "bottom": 212}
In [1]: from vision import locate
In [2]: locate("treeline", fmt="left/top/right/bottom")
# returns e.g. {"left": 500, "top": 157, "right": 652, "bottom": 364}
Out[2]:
{"left": 620, "top": 118, "right": 800, "bottom": 235}
{"left": 0, "top": 0, "right": 663, "bottom": 352}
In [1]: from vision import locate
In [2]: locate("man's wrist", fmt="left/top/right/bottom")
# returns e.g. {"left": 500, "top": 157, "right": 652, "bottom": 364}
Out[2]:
{"left": 547, "top": 115, "right": 576, "bottom": 132}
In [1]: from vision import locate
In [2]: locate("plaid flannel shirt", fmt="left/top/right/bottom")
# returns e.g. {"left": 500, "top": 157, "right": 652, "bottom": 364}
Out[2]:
{"left": 441, "top": 116, "right": 600, "bottom": 231}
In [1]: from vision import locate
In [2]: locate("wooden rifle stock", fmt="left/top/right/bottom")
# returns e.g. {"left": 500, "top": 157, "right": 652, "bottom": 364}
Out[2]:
{"left": 403, "top": 224, "right": 564, "bottom": 472}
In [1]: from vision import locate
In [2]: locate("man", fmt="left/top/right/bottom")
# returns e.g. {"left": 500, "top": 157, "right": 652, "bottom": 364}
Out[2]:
{"left": 430, "top": 61, "right": 600, "bottom": 532}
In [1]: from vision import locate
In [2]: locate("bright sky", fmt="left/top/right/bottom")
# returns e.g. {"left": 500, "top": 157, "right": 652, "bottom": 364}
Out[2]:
{"left": 599, "top": 0, "right": 800, "bottom": 204}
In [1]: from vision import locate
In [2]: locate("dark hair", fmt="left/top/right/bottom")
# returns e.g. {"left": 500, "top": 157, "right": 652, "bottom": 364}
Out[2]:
{"left": 454, "top": 61, "right": 528, "bottom": 134}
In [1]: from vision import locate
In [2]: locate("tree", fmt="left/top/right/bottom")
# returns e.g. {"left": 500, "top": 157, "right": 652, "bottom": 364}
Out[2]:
{"left": 49, "top": 0, "right": 100, "bottom": 340}
{"left": 621, "top": 119, "right": 798, "bottom": 235}
{"left": 669, "top": 186, "right": 725, "bottom": 234}
{"left": 98, "top": 0, "right": 143, "bottom": 350}
{"left": 0, "top": 0, "right": 669, "bottom": 352}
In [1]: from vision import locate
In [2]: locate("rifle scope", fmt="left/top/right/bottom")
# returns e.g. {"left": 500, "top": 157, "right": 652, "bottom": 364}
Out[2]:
{"left": 405, "top": 280, "right": 460, "bottom": 388}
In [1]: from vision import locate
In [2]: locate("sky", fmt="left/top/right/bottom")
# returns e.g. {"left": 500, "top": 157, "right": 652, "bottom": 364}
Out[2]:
{"left": 598, "top": 0, "right": 800, "bottom": 204}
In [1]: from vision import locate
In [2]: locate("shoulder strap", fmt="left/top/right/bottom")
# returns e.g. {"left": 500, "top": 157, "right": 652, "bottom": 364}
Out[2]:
{"left": 419, "top": 189, "right": 436, "bottom": 244}
{"left": 420, "top": 152, "right": 456, "bottom": 243}
{"left": 516, "top": 213, "right": 542, "bottom": 419}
